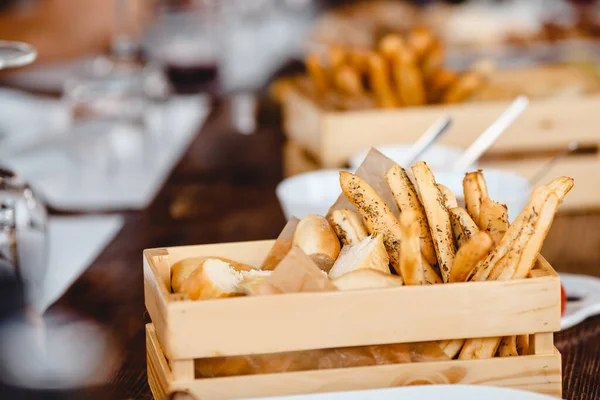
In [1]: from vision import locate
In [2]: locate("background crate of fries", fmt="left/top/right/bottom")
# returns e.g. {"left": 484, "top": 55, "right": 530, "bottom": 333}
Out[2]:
{"left": 278, "top": 29, "right": 600, "bottom": 211}
{"left": 145, "top": 151, "right": 570, "bottom": 400}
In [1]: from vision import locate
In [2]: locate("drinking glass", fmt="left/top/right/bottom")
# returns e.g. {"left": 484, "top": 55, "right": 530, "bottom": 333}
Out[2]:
{"left": 144, "top": 0, "right": 221, "bottom": 95}
{"left": 63, "top": 63, "right": 150, "bottom": 185}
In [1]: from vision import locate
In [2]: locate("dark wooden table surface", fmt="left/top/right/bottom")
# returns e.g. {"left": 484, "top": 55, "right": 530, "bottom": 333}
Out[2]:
{"left": 51, "top": 97, "right": 600, "bottom": 400}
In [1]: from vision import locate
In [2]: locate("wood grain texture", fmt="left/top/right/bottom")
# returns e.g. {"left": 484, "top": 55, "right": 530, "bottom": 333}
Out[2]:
{"left": 48, "top": 98, "right": 600, "bottom": 400}
{"left": 147, "top": 323, "right": 561, "bottom": 400}
{"left": 146, "top": 240, "right": 559, "bottom": 359}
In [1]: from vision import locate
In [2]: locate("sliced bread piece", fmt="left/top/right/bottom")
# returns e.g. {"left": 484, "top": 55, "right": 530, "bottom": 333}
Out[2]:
{"left": 328, "top": 235, "right": 390, "bottom": 280}
{"left": 293, "top": 214, "right": 341, "bottom": 272}
{"left": 332, "top": 269, "right": 403, "bottom": 291}
{"left": 179, "top": 258, "right": 245, "bottom": 300}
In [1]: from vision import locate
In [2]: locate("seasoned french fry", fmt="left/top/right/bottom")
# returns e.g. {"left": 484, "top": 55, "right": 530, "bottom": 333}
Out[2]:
{"left": 449, "top": 207, "right": 479, "bottom": 247}
{"left": 437, "top": 184, "right": 458, "bottom": 209}
{"left": 333, "top": 65, "right": 364, "bottom": 96}
{"left": 448, "top": 231, "right": 494, "bottom": 283}
{"left": 386, "top": 164, "right": 437, "bottom": 266}
{"left": 305, "top": 53, "right": 329, "bottom": 97}
{"left": 469, "top": 185, "right": 554, "bottom": 282}
{"left": 463, "top": 171, "right": 490, "bottom": 225}
{"left": 512, "top": 192, "right": 561, "bottom": 279}
{"left": 546, "top": 176, "right": 575, "bottom": 201}
{"left": 411, "top": 162, "right": 456, "bottom": 282}
{"left": 517, "top": 335, "right": 530, "bottom": 355}
{"left": 458, "top": 337, "right": 501, "bottom": 360}
{"left": 398, "top": 210, "right": 425, "bottom": 286}
{"left": 438, "top": 339, "right": 465, "bottom": 359}
{"left": 479, "top": 198, "right": 509, "bottom": 243}
{"left": 339, "top": 172, "right": 403, "bottom": 273}
{"left": 367, "top": 53, "right": 399, "bottom": 108}
{"left": 328, "top": 208, "right": 369, "bottom": 246}
{"left": 442, "top": 71, "right": 485, "bottom": 104}
{"left": 498, "top": 336, "right": 520, "bottom": 357}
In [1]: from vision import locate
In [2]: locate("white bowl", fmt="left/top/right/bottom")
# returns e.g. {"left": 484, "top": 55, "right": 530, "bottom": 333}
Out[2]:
{"left": 435, "top": 169, "right": 531, "bottom": 222}
{"left": 276, "top": 168, "right": 531, "bottom": 223}
{"left": 350, "top": 144, "right": 469, "bottom": 171}
{"left": 276, "top": 170, "right": 344, "bottom": 220}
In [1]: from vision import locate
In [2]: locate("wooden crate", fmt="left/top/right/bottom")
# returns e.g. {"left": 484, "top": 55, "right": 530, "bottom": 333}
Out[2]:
{"left": 282, "top": 90, "right": 600, "bottom": 211}
{"left": 145, "top": 240, "right": 562, "bottom": 400}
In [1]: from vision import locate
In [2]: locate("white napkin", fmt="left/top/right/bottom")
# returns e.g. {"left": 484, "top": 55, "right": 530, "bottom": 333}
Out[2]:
{"left": 32, "top": 215, "right": 125, "bottom": 313}
{"left": 0, "top": 92, "right": 210, "bottom": 211}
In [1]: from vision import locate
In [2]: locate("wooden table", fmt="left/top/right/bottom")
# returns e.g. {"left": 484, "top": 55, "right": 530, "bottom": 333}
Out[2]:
{"left": 51, "top": 97, "right": 600, "bottom": 400}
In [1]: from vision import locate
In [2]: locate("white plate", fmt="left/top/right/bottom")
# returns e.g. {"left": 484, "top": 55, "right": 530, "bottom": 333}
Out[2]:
{"left": 560, "top": 273, "right": 600, "bottom": 331}
{"left": 250, "top": 385, "right": 557, "bottom": 400}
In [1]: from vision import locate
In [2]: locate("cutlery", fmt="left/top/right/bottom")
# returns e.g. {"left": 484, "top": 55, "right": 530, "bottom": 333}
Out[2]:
{"left": 403, "top": 115, "right": 453, "bottom": 166}
{"left": 529, "top": 142, "right": 579, "bottom": 186}
{"left": 452, "top": 96, "right": 529, "bottom": 171}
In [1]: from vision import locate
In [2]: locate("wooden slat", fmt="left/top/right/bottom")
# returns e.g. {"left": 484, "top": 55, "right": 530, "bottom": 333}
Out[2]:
{"left": 530, "top": 333, "right": 555, "bottom": 356}
{"left": 144, "top": 240, "right": 561, "bottom": 360}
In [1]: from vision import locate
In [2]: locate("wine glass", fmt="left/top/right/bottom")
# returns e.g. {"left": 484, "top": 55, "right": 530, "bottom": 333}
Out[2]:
{"left": 0, "top": 41, "right": 37, "bottom": 70}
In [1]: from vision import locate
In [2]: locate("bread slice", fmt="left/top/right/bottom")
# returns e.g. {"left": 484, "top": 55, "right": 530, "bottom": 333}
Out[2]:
{"left": 332, "top": 269, "right": 403, "bottom": 291}
{"left": 328, "top": 235, "right": 390, "bottom": 280}
{"left": 328, "top": 208, "right": 369, "bottom": 246}
{"left": 179, "top": 258, "right": 245, "bottom": 300}
{"left": 238, "top": 270, "right": 272, "bottom": 295}
{"left": 293, "top": 214, "right": 341, "bottom": 272}
{"left": 171, "top": 257, "right": 207, "bottom": 293}
{"left": 171, "top": 256, "right": 255, "bottom": 293}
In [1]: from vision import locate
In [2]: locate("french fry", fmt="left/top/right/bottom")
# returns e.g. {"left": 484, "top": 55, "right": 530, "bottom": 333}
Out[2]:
{"left": 348, "top": 50, "right": 370, "bottom": 74}
{"left": 428, "top": 69, "right": 459, "bottom": 103}
{"left": 442, "top": 71, "right": 485, "bottom": 104}
{"left": 386, "top": 164, "right": 437, "bottom": 266}
{"left": 437, "top": 339, "right": 465, "bottom": 359}
{"left": 392, "top": 54, "right": 427, "bottom": 106}
{"left": 512, "top": 192, "right": 561, "bottom": 279}
{"left": 378, "top": 34, "right": 408, "bottom": 64}
{"left": 546, "top": 176, "right": 575, "bottom": 201}
{"left": 458, "top": 337, "right": 501, "bottom": 360}
{"left": 333, "top": 65, "right": 365, "bottom": 96}
{"left": 448, "top": 231, "right": 494, "bottom": 283}
{"left": 421, "top": 42, "right": 445, "bottom": 82}
{"left": 498, "top": 336, "right": 520, "bottom": 357}
{"left": 305, "top": 53, "right": 329, "bottom": 97}
{"left": 479, "top": 198, "right": 509, "bottom": 243}
{"left": 437, "top": 184, "right": 458, "bottom": 209}
{"left": 328, "top": 208, "right": 369, "bottom": 246}
{"left": 328, "top": 45, "right": 347, "bottom": 72}
{"left": 468, "top": 186, "right": 553, "bottom": 282}
{"left": 367, "top": 53, "right": 399, "bottom": 108}
{"left": 407, "top": 27, "right": 437, "bottom": 62}
{"left": 339, "top": 172, "right": 403, "bottom": 274}
{"left": 449, "top": 207, "right": 479, "bottom": 247}
{"left": 398, "top": 210, "right": 425, "bottom": 286}
{"left": 463, "top": 171, "right": 490, "bottom": 226}
{"left": 517, "top": 335, "right": 530, "bottom": 355}
{"left": 411, "top": 162, "right": 456, "bottom": 282}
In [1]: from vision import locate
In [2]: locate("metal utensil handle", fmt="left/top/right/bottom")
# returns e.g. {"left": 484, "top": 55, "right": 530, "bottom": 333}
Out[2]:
{"left": 529, "top": 142, "right": 579, "bottom": 186}
{"left": 403, "top": 115, "right": 453, "bottom": 166}
{"left": 452, "top": 96, "right": 529, "bottom": 171}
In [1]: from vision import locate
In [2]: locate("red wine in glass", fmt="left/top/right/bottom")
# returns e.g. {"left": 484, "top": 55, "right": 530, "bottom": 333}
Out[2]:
{"left": 165, "top": 62, "right": 219, "bottom": 95}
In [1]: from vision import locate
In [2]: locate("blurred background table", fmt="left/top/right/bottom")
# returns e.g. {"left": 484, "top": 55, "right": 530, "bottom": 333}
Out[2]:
{"left": 48, "top": 95, "right": 600, "bottom": 400}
